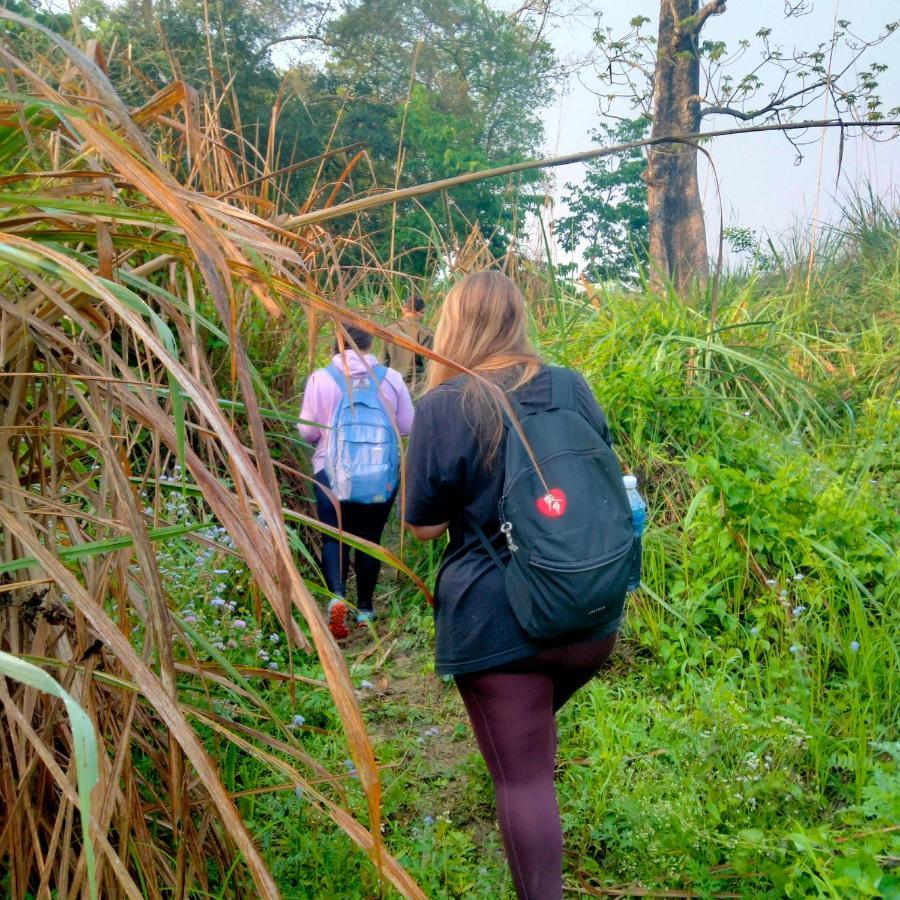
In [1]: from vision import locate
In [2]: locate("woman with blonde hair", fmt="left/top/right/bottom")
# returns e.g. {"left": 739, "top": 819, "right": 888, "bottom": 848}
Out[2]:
{"left": 405, "top": 271, "right": 626, "bottom": 899}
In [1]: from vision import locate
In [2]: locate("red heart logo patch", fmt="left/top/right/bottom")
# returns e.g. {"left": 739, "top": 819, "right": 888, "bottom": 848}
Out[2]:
{"left": 536, "top": 488, "right": 567, "bottom": 518}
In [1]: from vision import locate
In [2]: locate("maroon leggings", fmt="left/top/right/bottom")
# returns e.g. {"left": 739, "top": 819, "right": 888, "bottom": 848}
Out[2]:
{"left": 454, "top": 632, "right": 618, "bottom": 900}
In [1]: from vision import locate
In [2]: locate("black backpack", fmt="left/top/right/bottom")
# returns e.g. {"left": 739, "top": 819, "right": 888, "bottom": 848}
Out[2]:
{"left": 471, "top": 367, "right": 635, "bottom": 640}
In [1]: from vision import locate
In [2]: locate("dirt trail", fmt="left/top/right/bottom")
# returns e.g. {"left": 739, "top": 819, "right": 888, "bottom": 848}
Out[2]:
{"left": 344, "top": 615, "right": 501, "bottom": 838}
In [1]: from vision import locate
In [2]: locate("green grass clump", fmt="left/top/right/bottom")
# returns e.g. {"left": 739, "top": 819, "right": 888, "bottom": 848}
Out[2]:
{"left": 537, "top": 219, "right": 898, "bottom": 897}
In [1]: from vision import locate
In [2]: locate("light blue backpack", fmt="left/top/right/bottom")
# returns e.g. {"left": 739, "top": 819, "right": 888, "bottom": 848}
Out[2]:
{"left": 323, "top": 362, "right": 400, "bottom": 503}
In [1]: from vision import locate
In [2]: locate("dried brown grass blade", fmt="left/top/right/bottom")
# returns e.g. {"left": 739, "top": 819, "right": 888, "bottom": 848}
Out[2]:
{"left": 132, "top": 80, "right": 194, "bottom": 126}
{"left": 0, "top": 506, "right": 281, "bottom": 899}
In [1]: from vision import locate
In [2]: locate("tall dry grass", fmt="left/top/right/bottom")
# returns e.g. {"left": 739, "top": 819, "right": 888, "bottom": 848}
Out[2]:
{"left": 0, "top": 11, "right": 432, "bottom": 898}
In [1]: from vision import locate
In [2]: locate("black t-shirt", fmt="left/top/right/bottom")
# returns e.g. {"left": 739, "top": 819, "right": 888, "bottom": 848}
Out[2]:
{"left": 405, "top": 366, "right": 619, "bottom": 675}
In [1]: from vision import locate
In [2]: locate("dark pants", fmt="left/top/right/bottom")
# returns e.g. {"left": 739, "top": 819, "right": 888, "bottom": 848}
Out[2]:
{"left": 313, "top": 470, "right": 396, "bottom": 611}
{"left": 454, "top": 632, "right": 618, "bottom": 900}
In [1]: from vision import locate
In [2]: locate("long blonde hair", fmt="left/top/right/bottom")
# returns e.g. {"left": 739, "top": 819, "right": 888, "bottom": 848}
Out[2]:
{"left": 427, "top": 270, "right": 542, "bottom": 465}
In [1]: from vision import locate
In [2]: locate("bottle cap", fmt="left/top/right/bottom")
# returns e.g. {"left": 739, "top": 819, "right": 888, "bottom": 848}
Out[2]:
{"left": 623, "top": 475, "right": 637, "bottom": 489}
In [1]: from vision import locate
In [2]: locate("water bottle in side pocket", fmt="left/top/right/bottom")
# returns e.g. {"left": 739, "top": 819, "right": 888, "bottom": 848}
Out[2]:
{"left": 623, "top": 474, "right": 646, "bottom": 592}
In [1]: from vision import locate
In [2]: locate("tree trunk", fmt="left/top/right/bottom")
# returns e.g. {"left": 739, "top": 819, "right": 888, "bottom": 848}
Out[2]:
{"left": 644, "top": 0, "right": 712, "bottom": 294}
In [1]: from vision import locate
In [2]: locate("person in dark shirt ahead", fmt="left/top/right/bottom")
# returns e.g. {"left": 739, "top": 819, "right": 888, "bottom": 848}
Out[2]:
{"left": 405, "top": 270, "right": 623, "bottom": 900}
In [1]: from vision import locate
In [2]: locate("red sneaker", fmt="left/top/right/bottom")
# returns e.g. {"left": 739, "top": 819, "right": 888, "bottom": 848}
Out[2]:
{"left": 327, "top": 597, "right": 349, "bottom": 640}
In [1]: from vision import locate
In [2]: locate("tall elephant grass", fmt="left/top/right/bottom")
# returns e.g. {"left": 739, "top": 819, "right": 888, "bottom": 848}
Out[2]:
{"left": 0, "top": 12, "right": 432, "bottom": 898}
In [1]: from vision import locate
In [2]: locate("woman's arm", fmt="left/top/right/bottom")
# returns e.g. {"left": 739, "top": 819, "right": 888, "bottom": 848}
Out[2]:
{"left": 406, "top": 521, "right": 449, "bottom": 541}
{"left": 297, "top": 371, "right": 325, "bottom": 443}
{"left": 404, "top": 387, "right": 465, "bottom": 541}
{"left": 393, "top": 376, "right": 415, "bottom": 437}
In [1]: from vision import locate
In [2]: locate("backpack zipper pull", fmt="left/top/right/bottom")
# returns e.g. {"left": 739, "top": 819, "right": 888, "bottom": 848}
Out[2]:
{"left": 500, "top": 521, "right": 518, "bottom": 553}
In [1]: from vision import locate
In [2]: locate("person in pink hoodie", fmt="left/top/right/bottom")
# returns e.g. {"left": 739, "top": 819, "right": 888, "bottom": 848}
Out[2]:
{"left": 298, "top": 325, "right": 415, "bottom": 638}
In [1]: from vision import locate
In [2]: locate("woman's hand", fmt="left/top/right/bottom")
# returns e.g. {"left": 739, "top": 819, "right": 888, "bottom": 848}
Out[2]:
{"left": 406, "top": 521, "right": 449, "bottom": 541}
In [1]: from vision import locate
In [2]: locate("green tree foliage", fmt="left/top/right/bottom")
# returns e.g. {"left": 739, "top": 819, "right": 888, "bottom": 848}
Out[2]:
{"left": 557, "top": 117, "right": 650, "bottom": 284}
{"left": 5, "top": 0, "right": 71, "bottom": 31}
{"left": 79, "top": 0, "right": 312, "bottom": 101}
{"left": 70, "top": 0, "right": 557, "bottom": 277}
{"left": 326, "top": 0, "right": 555, "bottom": 159}
{"left": 323, "top": 0, "right": 557, "bottom": 271}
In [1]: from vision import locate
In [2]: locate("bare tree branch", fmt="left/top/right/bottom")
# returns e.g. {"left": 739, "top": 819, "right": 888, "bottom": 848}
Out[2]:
{"left": 701, "top": 79, "right": 831, "bottom": 119}
{"left": 691, "top": 0, "right": 728, "bottom": 34}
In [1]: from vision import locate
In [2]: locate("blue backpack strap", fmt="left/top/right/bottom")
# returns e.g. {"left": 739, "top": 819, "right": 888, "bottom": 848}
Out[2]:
{"left": 327, "top": 361, "right": 387, "bottom": 390}
{"left": 326, "top": 362, "right": 350, "bottom": 394}
{"left": 549, "top": 366, "right": 577, "bottom": 412}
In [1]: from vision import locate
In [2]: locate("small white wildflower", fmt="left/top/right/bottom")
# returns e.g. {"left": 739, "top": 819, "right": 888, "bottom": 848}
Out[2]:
{"left": 269, "top": 633, "right": 280, "bottom": 644}
{"left": 793, "top": 573, "right": 804, "bottom": 582}
{"left": 789, "top": 644, "right": 801, "bottom": 655}
{"left": 765, "top": 579, "right": 777, "bottom": 588}
{"left": 289, "top": 714, "right": 306, "bottom": 729}
{"left": 850, "top": 640, "right": 860, "bottom": 652}
{"left": 750, "top": 626, "right": 759, "bottom": 636}
{"left": 791, "top": 605, "right": 806, "bottom": 617}
{"left": 210, "top": 597, "right": 225, "bottom": 608}
{"left": 360, "top": 679, "right": 375, "bottom": 690}
{"left": 267, "top": 661, "right": 279, "bottom": 671}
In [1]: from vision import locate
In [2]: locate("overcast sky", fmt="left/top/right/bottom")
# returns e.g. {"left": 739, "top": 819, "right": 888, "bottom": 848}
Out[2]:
{"left": 536, "top": 1, "right": 900, "bottom": 265}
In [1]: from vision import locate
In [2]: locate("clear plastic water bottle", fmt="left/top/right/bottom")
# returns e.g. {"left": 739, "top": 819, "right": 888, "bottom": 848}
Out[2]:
{"left": 623, "top": 474, "right": 646, "bottom": 592}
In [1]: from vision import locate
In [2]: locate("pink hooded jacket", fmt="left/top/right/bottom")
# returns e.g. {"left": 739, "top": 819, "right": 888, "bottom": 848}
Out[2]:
{"left": 298, "top": 352, "right": 415, "bottom": 474}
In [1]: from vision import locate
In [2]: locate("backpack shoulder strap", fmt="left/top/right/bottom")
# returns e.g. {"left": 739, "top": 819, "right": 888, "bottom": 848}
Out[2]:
{"left": 328, "top": 361, "right": 386, "bottom": 393}
{"left": 326, "top": 362, "right": 349, "bottom": 394}
{"left": 465, "top": 512, "right": 507, "bottom": 574}
{"left": 548, "top": 366, "right": 577, "bottom": 412}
